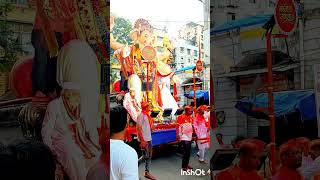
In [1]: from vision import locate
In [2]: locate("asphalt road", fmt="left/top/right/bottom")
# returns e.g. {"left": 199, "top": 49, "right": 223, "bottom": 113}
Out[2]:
{"left": 138, "top": 142, "right": 210, "bottom": 180}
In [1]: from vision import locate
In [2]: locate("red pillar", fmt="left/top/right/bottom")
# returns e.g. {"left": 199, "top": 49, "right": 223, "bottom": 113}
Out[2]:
{"left": 210, "top": 70, "right": 216, "bottom": 129}
{"left": 193, "top": 69, "right": 197, "bottom": 114}
{"left": 146, "top": 62, "right": 149, "bottom": 103}
{"left": 266, "top": 32, "right": 276, "bottom": 175}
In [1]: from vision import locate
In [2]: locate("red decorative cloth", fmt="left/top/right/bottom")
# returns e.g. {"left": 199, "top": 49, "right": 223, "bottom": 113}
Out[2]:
{"left": 173, "top": 83, "right": 178, "bottom": 101}
{"left": 125, "top": 126, "right": 137, "bottom": 142}
{"left": 10, "top": 57, "right": 33, "bottom": 98}
{"left": 272, "top": 167, "right": 303, "bottom": 180}
{"left": 112, "top": 80, "right": 121, "bottom": 93}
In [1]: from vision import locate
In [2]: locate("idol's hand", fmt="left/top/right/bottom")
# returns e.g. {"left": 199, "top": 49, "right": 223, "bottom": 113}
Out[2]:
{"left": 110, "top": 16, "right": 115, "bottom": 31}
{"left": 113, "top": 48, "right": 123, "bottom": 59}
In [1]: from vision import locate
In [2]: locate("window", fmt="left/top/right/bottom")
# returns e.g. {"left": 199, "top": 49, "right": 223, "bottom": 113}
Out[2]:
{"left": 7, "top": 0, "right": 28, "bottom": 6}
{"left": 180, "top": 47, "right": 184, "bottom": 53}
{"left": 249, "top": 0, "right": 256, "bottom": 3}
{"left": 269, "top": 0, "right": 276, "bottom": 7}
{"left": 187, "top": 49, "right": 190, "bottom": 55}
{"left": 6, "top": 22, "right": 33, "bottom": 55}
{"left": 227, "top": 13, "right": 236, "bottom": 21}
{"left": 0, "top": 47, "right": 4, "bottom": 58}
{"left": 21, "top": 32, "right": 33, "bottom": 55}
{"left": 194, "top": 50, "right": 197, "bottom": 56}
{"left": 17, "top": 0, "right": 28, "bottom": 6}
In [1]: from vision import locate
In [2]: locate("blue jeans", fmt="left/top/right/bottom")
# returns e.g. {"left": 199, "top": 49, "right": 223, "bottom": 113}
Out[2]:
{"left": 142, "top": 141, "right": 152, "bottom": 172}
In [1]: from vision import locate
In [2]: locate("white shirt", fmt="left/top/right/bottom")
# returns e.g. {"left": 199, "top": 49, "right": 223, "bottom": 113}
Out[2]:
{"left": 110, "top": 139, "right": 139, "bottom": 180}
{"left": 136, "top": 113, "right": 152, "bottom": 142}
{"left": 299, "top": 155, "right": 320, "bottom": 180}
{"left": 179, "top": 122, "right": 193, "bottom": 141}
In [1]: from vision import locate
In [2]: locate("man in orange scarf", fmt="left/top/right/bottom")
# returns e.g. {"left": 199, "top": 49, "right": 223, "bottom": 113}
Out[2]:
{"left": 194, "top": 105, "right": 209, "bottom": 163}
{"left": 136, "top": 101, "right": 156, "bottom": 180}
{"left": 177, "top": 105, "right": 194, "bottom": 170}
{"left": 272, "top": 139, "right": 303, "bottom": 180}
{"left": 215, "top": 141, "right": 263, "bottom": 180}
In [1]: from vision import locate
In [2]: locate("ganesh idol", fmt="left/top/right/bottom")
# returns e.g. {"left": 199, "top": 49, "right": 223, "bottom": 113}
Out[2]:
{"left": 112, "top": 17, "right": 180, "bottom": 118}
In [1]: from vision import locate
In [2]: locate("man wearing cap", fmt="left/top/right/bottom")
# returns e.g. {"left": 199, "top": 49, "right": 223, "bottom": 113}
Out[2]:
{"left": 136, "top": 101, "right": 156, "bottom": 180}
{"left": 272, "top": 140, "right": 303, "bottom": 180}
{"left": 177, "top": 105, "right": 194, "bottom": 170}
{"left": 215, "top": 141, "right": 263, "bottom": 180}
{"left": 194, "top": 105, "right": 209, "bottom": 163}
{"left": 42, "top": 82, "right": 101, "bottom": 180}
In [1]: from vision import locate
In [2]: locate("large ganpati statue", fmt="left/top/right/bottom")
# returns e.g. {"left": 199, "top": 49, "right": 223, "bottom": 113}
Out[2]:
{"left": 112, "top": 18, "right": 180, "bottom": 116}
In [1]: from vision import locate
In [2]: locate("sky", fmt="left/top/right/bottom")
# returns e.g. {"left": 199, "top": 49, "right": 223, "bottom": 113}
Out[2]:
{"left": 110, "top": 0, "right": 204, "bottom": 38}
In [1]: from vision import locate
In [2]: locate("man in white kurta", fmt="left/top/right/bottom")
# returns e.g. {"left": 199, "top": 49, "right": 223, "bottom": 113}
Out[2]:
{"left": 193, "top": 106, "right": 210, "bottom": 163}
{"left": 42, "top": 83, "right": 101, "bottom": 180}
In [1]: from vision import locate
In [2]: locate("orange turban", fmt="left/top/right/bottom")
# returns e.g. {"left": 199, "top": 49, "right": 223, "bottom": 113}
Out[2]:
{"left": 279, "top": 139, "right": 300, "bottom": 156}
{"left": 237, "top": 138, "right": 266, "bottom": 153}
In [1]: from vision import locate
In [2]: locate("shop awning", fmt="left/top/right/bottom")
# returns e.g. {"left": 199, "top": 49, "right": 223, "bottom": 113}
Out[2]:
{"left": 211, "top": 14, "right": 273, "bottom": 35}
{"left": 175, "top": 65, "right": 195, "bottom": 73}
{"left": 185, "top": 90, "right": 209, "bottom": 100}
{"left": 215, "top": 63, "right": 299, "bottom": 78}
{"left": 235, "top": 90, "right": 316, "bottom": 121}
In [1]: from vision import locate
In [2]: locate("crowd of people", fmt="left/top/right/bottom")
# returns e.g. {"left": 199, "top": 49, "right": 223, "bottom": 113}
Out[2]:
{"left": 0, "top": 40, "right": 109, "bottom": 180}
{"left": 110, "top": 99, "right": 211, "bottom": 180}
{"left": 212, "top": 136, "right": 320, "bottom": 180}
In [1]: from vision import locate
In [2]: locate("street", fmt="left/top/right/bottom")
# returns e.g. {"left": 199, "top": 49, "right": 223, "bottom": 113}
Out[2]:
{"left": 138, "top": 143, "right": 210, "bottom": 180}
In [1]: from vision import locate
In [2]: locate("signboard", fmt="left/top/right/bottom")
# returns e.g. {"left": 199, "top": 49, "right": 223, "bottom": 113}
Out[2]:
{"left": 275, "top": 0, "right": 297, "bottom": 34}
{"left": 141, "top": 46, "right": 156, "bottom": 60}
{"left": 313, "top": 64, "right": 320, "bottom": 137}
{"left": 196, "top": 60, "right": 203, "bottom": 72}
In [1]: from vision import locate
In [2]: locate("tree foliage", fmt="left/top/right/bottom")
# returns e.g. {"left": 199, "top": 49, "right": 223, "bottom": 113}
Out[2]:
{"left": 0, "top": 2, "right": 25, "bottom": 72}
{"left": 110, "top": 17, "right": 133, "bottom": 84}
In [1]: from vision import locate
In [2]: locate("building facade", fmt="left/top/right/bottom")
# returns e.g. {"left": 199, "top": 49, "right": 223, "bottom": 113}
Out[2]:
{"left": 211, "top": 0, "right": 320, "bottom": 144}
{"left": 0, "top": 1, "right": 35, "bottom": 96}
{"left": 0, "top": 1, "right": 35, "bottom": 57}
